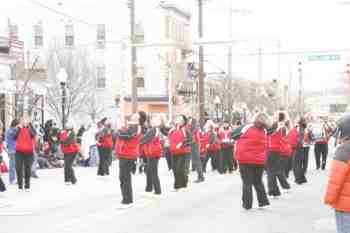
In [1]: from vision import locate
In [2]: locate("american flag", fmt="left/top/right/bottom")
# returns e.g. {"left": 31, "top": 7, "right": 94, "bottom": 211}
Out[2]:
{"left": 9, "top": 28, "right": 24, "bottom": 64}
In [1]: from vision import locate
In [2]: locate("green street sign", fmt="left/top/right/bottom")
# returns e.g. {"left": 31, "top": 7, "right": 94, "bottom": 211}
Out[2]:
{"left": 308, "top": 55, "right": 341, "bottom": 61}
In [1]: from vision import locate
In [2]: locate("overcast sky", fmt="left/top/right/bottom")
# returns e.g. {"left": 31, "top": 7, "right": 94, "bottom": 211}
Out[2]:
{"left": 1, "top": 0, "right": 350, "bottom": 91}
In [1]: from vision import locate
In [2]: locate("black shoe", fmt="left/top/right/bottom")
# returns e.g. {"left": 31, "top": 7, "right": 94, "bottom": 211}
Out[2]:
{"left": 71, "top": 179, "right": 77, "bottom": 185}
{"left": 194, "top": 177, "right": 205, "bottom": 183}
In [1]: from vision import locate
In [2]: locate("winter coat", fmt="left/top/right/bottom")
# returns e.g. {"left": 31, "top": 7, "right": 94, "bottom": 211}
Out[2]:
{"left": 219, "top": 128, "right": 234, "bottom": 149}
{"left": 202, "top": 130, "right": 220, "bottom": 153}
{"left": 280, "top": 132, "right": 292, "bottom": 157}
{"left": 97, "top": 127, "right": 113, "bottom": 149}
{"left": 115, "top": 125, "right": 140, "bottom": 160}
{"left": 140, "top": 128, "right": 162, "bottom": 158}
{"left": 168, "top": 126, "right": 192, "bottom": 156}
{"left": 5, "top": 127, "right": 17, "bottom": 154}
{"left": 14, "top": 125, "right": 36, "bottom": 154}
{"left": 324, "top": 140, "right": 350, "bottom": 212}
{"left": 233, "top": 124, "right": 267, "bottom": 165}
{"left": 59, "top": 129, "right": 79, "bottom": 155}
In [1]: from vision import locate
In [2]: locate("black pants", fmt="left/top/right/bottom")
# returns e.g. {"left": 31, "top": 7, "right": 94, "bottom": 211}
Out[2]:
{"left": 221, "top": 147, "right": 234, "bottom": 173}
{"left": 266, "top": 151, "right": 290, "bottom": 196}
{"left": 191, "top": 144, "right": 204, "bottom": 179}
{"left": 302, "top": 147, "right": 310, "bottom": 173}
{"left": 284, "top": 151, "right": 294, "bottom": 178}
{"left": 64, "top": 153, "right": 77, "bottom": 183}
{"left": 146, "top": 157, "right": 161, "bottom": 194}
{"left": 164, "top": 147, "right": 172, "bottom": 170}
{"left": 205, "top": 151, "right": 222, "bottom": 173}
{"left": 314, "top": 143, "right": 328, "bottom": 170}
{"left": 15, "top": 152, "right": 34, "bottom": 189}
{"left": 119, "top": 158, "right": 136, "bottom": 204}
{"left": 239, "top": 163, "right": 269, "bottom": 210}
{"left": 172, "top": 154, "right": 188, "bottom": 190}
{"left": 293, "top": 148, "right": 307, "bottom": 184}
{"left": 97, "top": 147, "right": 112, "bottom": 176}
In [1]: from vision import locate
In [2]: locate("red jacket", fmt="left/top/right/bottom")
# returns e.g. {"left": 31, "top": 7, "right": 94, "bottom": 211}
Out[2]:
{"left": 268, "top": 129, "right": 282, "bottom": 153}
{"left": 59, "top": 130, "right": 79, "bottom": 155}
{"left": 219, "top": 129, "right": 233, "bottom": 149}
{"left": 115, "top": 134, "right": 140, "bottom": 160}
{"left": 280, "top": 134, "right": 292, "bottom": 157}
{"left": 235, "top": 125, "right": 267, "bottom": 165}
{"left": 16, "top": 127, "right": 35, "bottom": 154}
{"left": 192, "top": 129, "right": 201, "bottom": 145}
{"left": 99, "top": 134, "right": 113, "bottom": 149}
{"left": 288, "top": 127, "right": 298, "bottom": 149}
{"left": 202, "top": 131, "right": 221, "bottom": 152}
{"left": 143, "top": 135, "right": 162, "bottom": 158}
{"left": 169, "top": 126, "right": 191, "bottom": 156}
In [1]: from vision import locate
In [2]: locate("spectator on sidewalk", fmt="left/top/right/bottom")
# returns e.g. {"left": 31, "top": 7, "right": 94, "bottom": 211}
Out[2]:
{"left": 5, "top": 119, "right": 19, "bottom": 184}
{"left": 324, "top": 114, "right": 350, "bottom": 233}
{"left": 0, "top": 122, "right": 6, "bottom": 193}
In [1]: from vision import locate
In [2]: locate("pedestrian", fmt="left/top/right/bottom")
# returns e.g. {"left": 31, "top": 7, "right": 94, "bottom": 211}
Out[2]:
{"left": 0, "top": 122, "right": 6, "bottom": 193}
{"left": 5, "top": 119, "right": 19, "bottom": 184}
{"left": 58, "top": 121, "right": 79, "bottom": 185}
{"left": 324, "top": 114, "right": 350, "bottom": 233}
{"left": 281, "top": 120, "right": 293, "bottom": 178}
{"left": 201, "top": 120, "right": 220, "bottom": 173}
{"left": 233, "top": 112, "right": 270, "bottom": 210}
{"left": 140, "top": 115, "right": 163, "bottom": 196}
{"left": 168, "top": 114, "right": 192, "bottom": 191}
{"left": 188, "top": 117, "right": 205, "bottom": 183}
{"left": 219, "top": 121, "right": 234, "bottom": 174}
{"left": 115, "top": 113, "right": 141, "bottom": 208}
{"left": 138, "top": 111, "right": 148, "bottom": 174}
{"left": 31, "top": 122, "right": 42, "bottom": 179}
{"left": 266, "top": 112, "right": 290, "bottom": 198}
{"left": 96, "top": 118, "right": 113, "bottom": 176}
{"left": 314, "top": 121, "right": 332, "bottom": 170}
{"left": 291, "top": 117, "right": 308, "bottom": 185}
{"left": 13, "top": 117, "right": 37, "bottom": 191}
{"left": 301, "top": 124, "right": 313, "bottom": 174}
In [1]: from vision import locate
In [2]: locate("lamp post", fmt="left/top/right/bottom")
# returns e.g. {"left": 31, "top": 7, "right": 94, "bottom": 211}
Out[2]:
{"left": 214, "top": 96, "right": 221, "bottom": 122}
{"left": 58, "top": 68, "right": 67, "bottom": 129}
{"left": 298, "top": 62, "right": 302, "bottom": 116}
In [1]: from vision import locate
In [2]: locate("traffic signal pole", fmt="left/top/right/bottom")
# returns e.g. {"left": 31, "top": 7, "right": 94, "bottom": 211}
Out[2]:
{"left": 198, "top": 0, "right": 205, "bottom": 123}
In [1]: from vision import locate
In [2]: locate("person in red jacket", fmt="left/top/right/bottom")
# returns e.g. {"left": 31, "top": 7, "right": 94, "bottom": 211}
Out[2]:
{"left": 115, "top": 113, "right": 141, "bottom": 207}
{"left": 219, "top": 121, "right": 234, "bottom": 174}
{"left": 292, "top": 117, "right": 308, "bottom": 185}
{"left": 13, "top": 117, "right": 37, "bottom": 191}
{"left": 59, "top": 121, "right": 79, "bottom": 185}
{"left": 168, "top": 114, "right": 192, "bottom": 191}
{"left": 140, "top": 115, "right": 163, "bottom": 196}
{"left": 96, "top": 118, "right": 113, "bottom": 176}
{"left": 314, "top": 121, "right": 332, "bottom": 170}
{"left": 233, "top": 112, "right": 270, "bottom": 210}
{"left": 281, "top": 120, "right": 293, "bottom": 178}
{"left": 201, "top": 120, "right": 219, "bottom": 173}
{"left": 266, "top": 112, "right": 291, "bottom": 198}
{"left": 0, "top": 122, "right": 6, "bottom": 193}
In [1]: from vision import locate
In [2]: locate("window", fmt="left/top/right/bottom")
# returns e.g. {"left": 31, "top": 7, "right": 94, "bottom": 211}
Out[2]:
{"left": 136, "top": 77, "right": 145, "bottom": 88}
{"left": 65, "top": 24, "right": 74, "bottom": 47}
{"left": 96, "top": 24, "right": 106, "bottom": 49}
{"left": 34, "top": 23, "right": 43, "bottom": 48}
{"left": 96, "top": 66, "right": 106, "bottom": 88}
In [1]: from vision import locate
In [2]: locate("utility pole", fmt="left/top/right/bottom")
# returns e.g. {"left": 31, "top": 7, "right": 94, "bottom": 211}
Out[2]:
{"left": 198, "top": 0, "right": 205, "bottom": 122}
{"left": 227, "top": 0, "right": 233, "bottom": 117}
{"left": 298, "top": 61, "right": 303, "bottom": 116}
{"left": 129, "top": 0, "right": 137, "bottom": 114}
{"left": 258, "top": 46, "right": 262, "bottom": 84}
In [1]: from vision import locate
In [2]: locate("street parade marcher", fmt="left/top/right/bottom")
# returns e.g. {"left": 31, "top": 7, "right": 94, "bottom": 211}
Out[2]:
{"left": 58, "top": 121, "right": 79, "bottom": 185}
{"left": 291, "top": 117, "right": 308, "bottom": 185}
{"left": 281, "top": 120, "right": 293, "bottom": 179}
{"left": 219, "top": 121, "right": 234, "bottom": 174}
{"left": 5, "top": 119, "right": 19, "bottom": 184}
{"left": 201, "top": 120, "right": 221, "bottom": 173}
{"left": 232, "top": 112, "right": 270, "bottom": 210}
{"left": 168, "top": 114, "right": 192, "bottom": 191}
{"left": 324, "top": 114, "right": 350, "bottom": 233}
{"left": 138, "top": 111, "right": 148, "bottom": 174}
{"left": 13, "top": 117, "right": 37, "bottom": 191}
{"left": 140, "top": 114, "right": 163, "bottom": 195}
{"left": 115, "top": 113, "right": 141, "bottom": 207}
{"left": 314, "top": 121, "right": 332, "bottom": 170}
{"left": 188, "top": 117, "right": 205, "bottom": 183}
{"left": 0, "top": 122, "right": 6, "bottom": 193}
{"left": 266, "top": 112, "right": 290, "bottom": 197}
{"left": 96, "top": 118, "right": 113, "bottom": 176}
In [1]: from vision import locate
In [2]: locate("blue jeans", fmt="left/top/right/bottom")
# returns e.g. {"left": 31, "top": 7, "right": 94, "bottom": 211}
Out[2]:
{"left": 335, "top": 210, "right": 350, "bottom": 233}
{"left": 8, "top": 152, "right": 17, "bottom": 184}
{"left": 31, "top": 152, "right": 39, "bottom": 175}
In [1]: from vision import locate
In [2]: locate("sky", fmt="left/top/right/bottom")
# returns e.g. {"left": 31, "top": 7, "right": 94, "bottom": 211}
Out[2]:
{"left": 1, "top": 0, "right": 350, "bottom": 92}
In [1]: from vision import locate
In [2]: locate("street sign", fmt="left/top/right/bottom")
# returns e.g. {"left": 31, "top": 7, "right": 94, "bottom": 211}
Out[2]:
{"left": 308, "top": 55, "right": 341, "bottom": 61}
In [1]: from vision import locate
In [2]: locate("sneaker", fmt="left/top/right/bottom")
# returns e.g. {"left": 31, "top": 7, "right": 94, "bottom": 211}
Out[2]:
{"left": 115, "top": 203, "right": 133, "bottom": 210}
{"left": 24, "top": 188, "right": 30, "bottom": 192}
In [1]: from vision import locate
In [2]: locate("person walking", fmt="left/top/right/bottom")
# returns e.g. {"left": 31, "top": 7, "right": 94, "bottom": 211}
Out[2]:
{"left": 140, "top": 115, "right": 163, "bottom": 196}
{"left": 201, "top": 120, "right": 220, "bottom": 173}
{"left": 13, "top": 117, "right": 37, "bottom": 191}
{"left": 96, "top": 118, "right": 113, "bottom": 176}
{"left": 168, "top": 115, "right": 192, "bottom": 191}
{"left": 301, "top": 124, "right": 313, "bottom": 174}
{"left": 115, "top": 113, "right": 141, "bottom": 208}
{"left": 324, "top": 114, "right": 350, "bottom": 233}
{"left": 232, "top": 112, "right": 270, "bottom": 210}
{"left": 314, "top": 121, "right": 332, "bottom": 170}
{"left": 188, "top": 117, "right": 205, "bottom": 183}
{"left": 0, "top": 122, "right": 6, "bottom": 193}
{"left": 266, "top": 112, "right": 291, "bottom": 198}
{"left": 31, "top": 122, "right": 42, "bottom": 179}
{"left": 291, "top": 117, "right": 308, "bottom": 185}
{"left": 219, "top": 121, "right": 234, "bottom": 174}
{"left": 58, "top": 121, "right": 79, "bottom": 185}
{"left": 280, "top": 120, "right": 293, "bottom": 179}
{"left": 5, "top": 119, "right": 18, "bottom": 184}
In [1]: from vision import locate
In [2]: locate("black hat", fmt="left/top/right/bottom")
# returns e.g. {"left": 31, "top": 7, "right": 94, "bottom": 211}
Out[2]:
{"left": 338, "top": 114, "right": 350, "bottom": 139}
